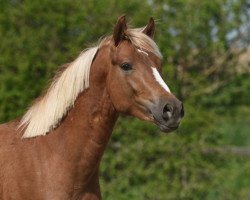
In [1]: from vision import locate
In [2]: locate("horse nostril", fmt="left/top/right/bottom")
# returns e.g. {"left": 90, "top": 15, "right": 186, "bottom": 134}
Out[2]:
{"left": 162, "top": 104, "right": 172, "bottom": 120}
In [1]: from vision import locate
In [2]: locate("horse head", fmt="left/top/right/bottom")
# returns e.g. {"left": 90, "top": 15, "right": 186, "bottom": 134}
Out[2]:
{"left": 105, "top": 16, "right": 184, "bottom": 132}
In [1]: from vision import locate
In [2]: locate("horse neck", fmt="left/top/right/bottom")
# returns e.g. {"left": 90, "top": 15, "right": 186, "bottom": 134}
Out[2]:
{"left": 54, "top": 45, "right": 118, "bottom": 161}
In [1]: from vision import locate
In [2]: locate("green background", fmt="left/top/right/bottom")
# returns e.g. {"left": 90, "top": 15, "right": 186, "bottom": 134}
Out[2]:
{"left": 0, "top": 0, "right": 250, "bottom": 199}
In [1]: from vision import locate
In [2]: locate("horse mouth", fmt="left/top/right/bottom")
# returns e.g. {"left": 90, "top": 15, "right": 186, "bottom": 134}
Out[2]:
{"left": 154, "top": 120, "right": 178, "bottom": 133}
{"left": 152, "top": 116, "right": 179, "bottom": 133}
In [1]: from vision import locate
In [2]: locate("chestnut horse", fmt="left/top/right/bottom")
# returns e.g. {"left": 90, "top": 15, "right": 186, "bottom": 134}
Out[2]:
{"left": 0, "top": 16, "right": 184, "bottom": 200}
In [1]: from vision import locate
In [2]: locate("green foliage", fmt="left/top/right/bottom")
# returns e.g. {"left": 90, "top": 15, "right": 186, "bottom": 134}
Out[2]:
{"left": 0, "top": 0, "right": 250, "bottom": 199}
{"left": 199, "top": 74, "right": 250, "bottom": 108}
{"left": 101, "top": 106, "right": 250, "bottom": 200}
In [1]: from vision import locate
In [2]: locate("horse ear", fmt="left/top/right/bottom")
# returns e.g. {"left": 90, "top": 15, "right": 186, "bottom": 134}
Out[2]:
{"left": 142, "top": 17, "right": 155, "bottom": 38}
{"left": 113, "top": 15, "right": 128, "bottom": 46}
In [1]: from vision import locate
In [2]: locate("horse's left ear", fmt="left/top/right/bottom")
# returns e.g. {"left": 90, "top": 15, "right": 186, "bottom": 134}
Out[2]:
{"left": 142, "top": 17, "right": 155, "bottom": 38}
{"left": 113, "top": 15, "right": 128, "bottom": 46}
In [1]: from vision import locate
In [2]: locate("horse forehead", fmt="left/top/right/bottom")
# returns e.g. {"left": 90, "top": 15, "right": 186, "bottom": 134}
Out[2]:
{"left": 112, "top": 43, "right": 132, "bottom": 59}
{"left": 115, "top": 42, "right": 162, "bottom": 68}
{"left": 136, "top": 49, "right": 162, "bottom": 70}
{"left": 148, "top": 51, "right": 162, "bottom": 69}
{"left": 117, "top": 41, "right": 136, "bottom": 54}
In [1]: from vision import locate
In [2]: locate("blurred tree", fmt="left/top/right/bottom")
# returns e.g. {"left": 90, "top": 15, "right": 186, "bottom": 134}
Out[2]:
{"left": 151, "top": 0, "right": 250, "bottom": 102}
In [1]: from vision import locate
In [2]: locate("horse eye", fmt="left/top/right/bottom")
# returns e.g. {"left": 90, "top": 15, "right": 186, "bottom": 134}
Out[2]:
{"left": 121, "top": 63, "right": 133, "bottom": 71}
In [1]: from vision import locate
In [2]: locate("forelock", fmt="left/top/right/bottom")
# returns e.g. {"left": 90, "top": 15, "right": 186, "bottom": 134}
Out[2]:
{"left": 126, "top": 29, "right": 162, "bottom": 59}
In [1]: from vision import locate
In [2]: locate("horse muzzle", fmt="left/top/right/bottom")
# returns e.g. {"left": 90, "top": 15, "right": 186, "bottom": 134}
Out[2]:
{"left": 150, "top": 96, "right": 184, "bottom": 133}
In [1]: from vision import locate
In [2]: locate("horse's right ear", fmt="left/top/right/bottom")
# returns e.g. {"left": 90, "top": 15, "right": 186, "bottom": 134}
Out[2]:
{"left": 113, "top": 15, "right": 128, "bottom": 47}
{"left": 142, "top": 17, "right": 155, "bottom": 38}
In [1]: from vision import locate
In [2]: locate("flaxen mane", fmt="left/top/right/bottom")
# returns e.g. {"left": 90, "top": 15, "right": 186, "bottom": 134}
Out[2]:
{"left": 19, "top": 28, "right": 162, "bottom": 138}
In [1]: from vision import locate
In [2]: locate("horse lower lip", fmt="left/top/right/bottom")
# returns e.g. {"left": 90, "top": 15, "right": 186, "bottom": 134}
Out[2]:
{"left": 153, "top": 118, "right": 178, "bottom": 132}
{"left": 159, "top": 125, "right": 178, "bottom": 133}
